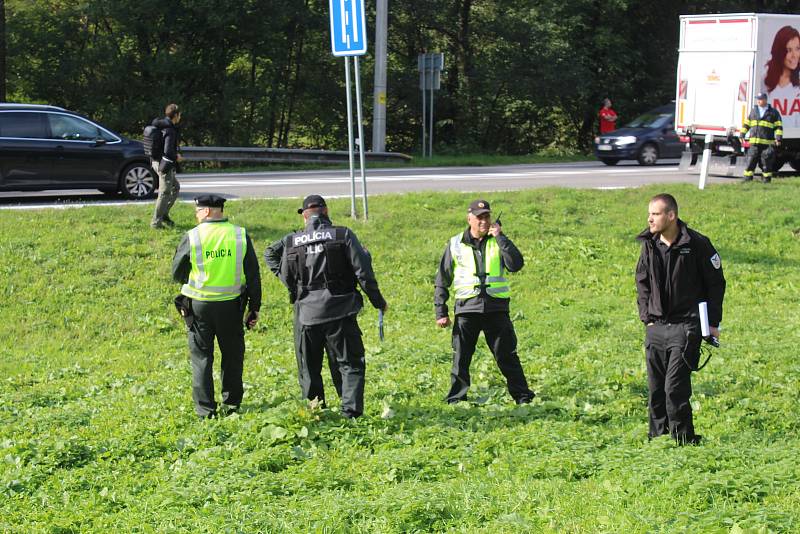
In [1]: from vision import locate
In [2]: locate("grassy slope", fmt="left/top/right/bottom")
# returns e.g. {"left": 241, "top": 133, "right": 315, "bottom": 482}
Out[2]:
{"left": 1, "top": 181, "right": 799, "bottom": 532}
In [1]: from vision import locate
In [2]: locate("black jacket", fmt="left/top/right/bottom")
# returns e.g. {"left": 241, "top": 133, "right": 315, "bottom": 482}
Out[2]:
{"left": 171, "top": 219, "right": 262, "bottom": 311}
{"left": 152, "top": 117, "right": 180, "bottom": 161}
{"left": 741, "top": 105, "right": 783, "bottom": 145}
{"left": 635, "top": 220, "right": 725, "bottom": 326}
{"left": 264, "top": 214, "right": 386, "bottom": 325}
{"left": 434, "top": 229, "right": 524, "bottom": 318}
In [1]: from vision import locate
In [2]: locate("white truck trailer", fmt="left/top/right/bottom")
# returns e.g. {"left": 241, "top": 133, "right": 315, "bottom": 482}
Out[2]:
{"left": 676, "top": 13, "right": 800, "bottom": 174}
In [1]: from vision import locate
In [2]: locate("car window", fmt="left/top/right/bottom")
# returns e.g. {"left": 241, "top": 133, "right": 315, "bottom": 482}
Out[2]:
{"left": 48, "top": 114, "right": 114, "bottom": 141}
{"left": 0, "top": 112, "right": 48, "bottom": 138}
{"left": 626, "top": 112, "right": 673, "bottom": 129}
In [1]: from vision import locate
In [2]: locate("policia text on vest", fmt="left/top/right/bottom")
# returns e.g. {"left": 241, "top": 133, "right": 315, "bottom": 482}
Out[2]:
{"left": 172, "top": 195, "right": 262, "bottom": 419}
{"left": 434, "top": 199, "right": 535, "bottom": 405}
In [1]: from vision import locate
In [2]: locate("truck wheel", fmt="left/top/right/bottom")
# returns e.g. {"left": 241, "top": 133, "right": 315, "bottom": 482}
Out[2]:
{"left": 637, "top": 144, "right": 659, "bottom": 166}
{"left": 600, "top": 158, "right": 620, "bottom": 166}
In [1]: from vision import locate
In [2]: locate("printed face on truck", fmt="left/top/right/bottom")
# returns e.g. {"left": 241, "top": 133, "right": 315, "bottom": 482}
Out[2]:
{"left": 784, "top": 37, "right": 800, "bottom": 71}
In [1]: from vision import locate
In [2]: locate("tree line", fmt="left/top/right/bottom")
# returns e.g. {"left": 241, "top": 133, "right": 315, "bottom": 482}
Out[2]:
{"left": 3, "top": 1, "right": 798, "bottom": 154}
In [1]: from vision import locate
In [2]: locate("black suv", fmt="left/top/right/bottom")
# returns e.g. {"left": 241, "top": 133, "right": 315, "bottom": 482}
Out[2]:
{"left": 0, "top": 104, "right": 156, "bottom": 198}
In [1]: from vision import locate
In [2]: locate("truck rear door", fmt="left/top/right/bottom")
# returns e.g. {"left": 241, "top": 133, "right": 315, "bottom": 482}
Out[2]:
{"left": 676, "top": 16, "right": 756, "bottom": 137}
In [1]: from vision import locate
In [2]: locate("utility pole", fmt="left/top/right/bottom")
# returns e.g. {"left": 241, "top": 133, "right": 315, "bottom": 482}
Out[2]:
{"left": 371, "top": 0, "right": 388, "bottom": 153}
{"left": 0, "top": 0, "right": 6, "bottom": 102}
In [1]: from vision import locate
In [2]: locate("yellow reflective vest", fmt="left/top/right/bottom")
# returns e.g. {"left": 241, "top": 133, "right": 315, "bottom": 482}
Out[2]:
{"left": 181, "top": 221, "right": 245, "bottom": 301}
{"left": 450, "top": 233, "right": 510, "bottom": 299}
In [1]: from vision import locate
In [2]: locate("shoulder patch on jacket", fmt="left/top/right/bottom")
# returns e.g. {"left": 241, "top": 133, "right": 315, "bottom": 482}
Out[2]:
{"left": 710, "top": 253, "right": 721, "bottom": 270}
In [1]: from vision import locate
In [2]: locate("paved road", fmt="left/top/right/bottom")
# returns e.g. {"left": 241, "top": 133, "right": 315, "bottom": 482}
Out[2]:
{"left": 0, "top": 159, "right": 739, "bottom": 210}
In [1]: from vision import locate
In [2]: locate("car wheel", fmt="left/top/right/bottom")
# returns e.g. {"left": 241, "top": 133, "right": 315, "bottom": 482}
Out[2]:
{"left": 600, "top": 158, "right": 620, "bottom": 166}
{"left": 790, "top": 159, "right": 800, "bottom": 172}
{"left": 120, "top": 162, "right": 157, "bottom": 199}
{"left": 637, "top": 144, "right": 659, "bottom": 166}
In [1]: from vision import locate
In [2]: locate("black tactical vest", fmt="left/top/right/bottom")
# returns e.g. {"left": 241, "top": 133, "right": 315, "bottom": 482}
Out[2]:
{"left": 285, "top": 226, "right": 357, "bottom": 297}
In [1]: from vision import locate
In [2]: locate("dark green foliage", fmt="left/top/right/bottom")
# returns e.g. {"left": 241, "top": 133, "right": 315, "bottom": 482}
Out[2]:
{"left": 6, "top": 1, "right": 794, "bottom": 154}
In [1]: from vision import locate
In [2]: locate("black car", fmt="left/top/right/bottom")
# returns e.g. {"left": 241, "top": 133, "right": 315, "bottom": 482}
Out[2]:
{"left": 593, "top": 104, "right": 683, "bottom": 166}
{"left": 0, "top": 104, "right": 156, "bottom": 198}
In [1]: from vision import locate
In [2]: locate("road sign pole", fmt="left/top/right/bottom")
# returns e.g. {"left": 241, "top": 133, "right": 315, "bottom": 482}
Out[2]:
{"left": 354, "top": 55, "right": 368, "bottom": 220}
{"left": 429, "top": 76, "right": 434, "bottom": 157}
{"left": 421, "top": 64, "right": 427, "bottom": 157}
{"left": 344, "top": 56, "right": 357, "bottom": 218}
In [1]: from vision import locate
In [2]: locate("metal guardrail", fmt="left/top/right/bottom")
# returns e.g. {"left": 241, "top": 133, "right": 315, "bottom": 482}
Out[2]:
{"left": 180, "top": 146, "right": 412, "bottom": 165}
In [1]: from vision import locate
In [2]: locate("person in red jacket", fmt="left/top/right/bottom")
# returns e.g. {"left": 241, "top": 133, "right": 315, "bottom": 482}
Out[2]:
{"left": 599, "top": 98, "right": 618, "bottom": 134}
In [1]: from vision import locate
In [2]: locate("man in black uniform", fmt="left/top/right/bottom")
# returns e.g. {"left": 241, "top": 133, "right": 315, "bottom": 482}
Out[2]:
{"left": 172, "top": 195, "right": 262, "bottom": 419}
{"left": 264, "top": 195, "right": 387, "bottom": 418}
{"left": 434, "top": 199, "right": 535, "bottom": 405}
{"left": 635, "top": 193, "right": 725, "bottom": 444}
{"left": 740, "top": 92, "right": 782, "bottom": 183}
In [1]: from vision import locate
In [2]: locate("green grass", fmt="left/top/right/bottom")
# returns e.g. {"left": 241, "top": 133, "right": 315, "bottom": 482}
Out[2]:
{"left": 1, "top": 181, "right": 799, "bottom": 532}
{"left": 181, "top": 151, "right": 591, "bottom": 174}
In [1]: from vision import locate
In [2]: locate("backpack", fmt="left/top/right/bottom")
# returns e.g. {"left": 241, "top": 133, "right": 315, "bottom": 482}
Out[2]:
{"left": 143, "top": 124, "right": 164, "bottom": 160}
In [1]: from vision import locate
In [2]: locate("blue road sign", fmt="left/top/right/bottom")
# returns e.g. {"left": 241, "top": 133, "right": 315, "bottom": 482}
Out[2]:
{"left": 329, "top": 0, "right": 368, "bottom": 56}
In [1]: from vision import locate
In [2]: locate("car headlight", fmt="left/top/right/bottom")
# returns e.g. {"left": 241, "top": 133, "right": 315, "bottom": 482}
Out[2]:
{"left": 594, "top": 136, "right": 601, "bottom": 144}
{"left": 615, "top": 136, "right": 637, "bottom": 145}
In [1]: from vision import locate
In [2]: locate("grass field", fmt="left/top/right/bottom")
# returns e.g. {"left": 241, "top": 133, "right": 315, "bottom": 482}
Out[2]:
{"left": 1, "top": 180, "right": 799, "bottom": 532}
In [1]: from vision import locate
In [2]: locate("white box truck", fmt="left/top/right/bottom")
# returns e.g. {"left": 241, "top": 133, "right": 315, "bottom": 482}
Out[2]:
{"left": 676, "top": 13, "right": 800, "bottom": 174}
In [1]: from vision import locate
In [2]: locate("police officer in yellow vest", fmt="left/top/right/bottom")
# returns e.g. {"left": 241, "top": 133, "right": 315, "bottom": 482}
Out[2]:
{"left": 435, "top": 199, "right": 535, "bottom": 404}
{"left": 172, "top": 195, "right": 262, "bottom": 419}
{"left": 740, "top": 92, "right": 782, "bottom": 183}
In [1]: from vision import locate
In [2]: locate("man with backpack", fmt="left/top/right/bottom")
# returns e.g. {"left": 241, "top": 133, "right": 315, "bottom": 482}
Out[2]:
{"left": 144, "top": 103, "right": 182, "bottom": 228}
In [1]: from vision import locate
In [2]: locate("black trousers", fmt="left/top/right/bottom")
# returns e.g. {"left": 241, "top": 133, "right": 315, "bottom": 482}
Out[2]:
{"left": 188, "top": 299, "right": 245, "bottom": 417}
{"left": 743, "top": 144, "right": 776, "bottom": 179}
{"left": 446, "top": 312, "right": 534, "bottom": 403}
{"left": 295, "top": 314, "right": 365, "bottom": 418}
{"left": 645, "top": 321, "right": 701, "bottom": 441}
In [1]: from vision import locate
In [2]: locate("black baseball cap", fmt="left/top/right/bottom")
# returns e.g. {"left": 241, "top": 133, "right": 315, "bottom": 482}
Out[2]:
{"left": 468, "top": 199, "right": 491, "bottom": 216}
{"left": 756, "top": 92, "right": 768, "bottom": 100}
{"left": 194, "top": 194, "right": 226, "bottom": 208}
{"left": 298, "top": 194, "right": 327, "bottom": 214}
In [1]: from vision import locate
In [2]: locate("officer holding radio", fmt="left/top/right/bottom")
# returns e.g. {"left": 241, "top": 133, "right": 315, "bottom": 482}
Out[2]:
{"left": 434, "top": 199, "right": 535, "bottom": 405}
{"left": 264, "top": 195, "right": 387, "bottom": 418}
{"left": 635, "top": 193, "right": 726, "bottom": 444}
{"left": 172, "top": 195, "right": 262, "bottom": 419}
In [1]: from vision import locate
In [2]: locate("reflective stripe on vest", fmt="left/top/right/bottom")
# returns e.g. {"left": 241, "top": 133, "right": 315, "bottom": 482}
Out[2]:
{"left": 181, "top": 223, "right": 244, "bottom": 301}
{"left": 450, "top": 234, "right": 509, "bottom": 299}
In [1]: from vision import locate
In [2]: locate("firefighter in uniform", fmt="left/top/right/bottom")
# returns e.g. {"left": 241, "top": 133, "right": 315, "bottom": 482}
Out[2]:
{"left": 435, "top": 199, "right": 535, "bottom": 404}
{"left": 172, "top": 195, "right": 262, "bottom": 419}
{"left": 741, "top": 92, "right": 782, "bottom": 183}
{"left": 264, "top": 195, "right": 387, "bottom": 418}
{"left": 636, "top": 194, "right": 725, "bottom": 444}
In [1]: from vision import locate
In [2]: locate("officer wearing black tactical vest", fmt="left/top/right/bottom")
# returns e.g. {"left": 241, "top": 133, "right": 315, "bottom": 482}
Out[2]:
{"left": 264, "top": 195, "right": 387, "bottom": 418}
{"left": 435, "top": 199, "right": 535, "bottom": 405}
{"left": 172, "top": 195, "right": 262, "bottom": 419}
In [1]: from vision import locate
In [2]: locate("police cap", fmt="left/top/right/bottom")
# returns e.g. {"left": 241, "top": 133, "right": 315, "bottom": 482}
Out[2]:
{"left": 298, "top": 194, "right": 327, "bottom": 214}
{"left": 194, "top": 194, "right": 226, "bottom": 208}
{"left": 468, "top": 199, "right": 491, "bottom": 216}
{"left": 756, "top": 92, "right": 768, "bottom": 100}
